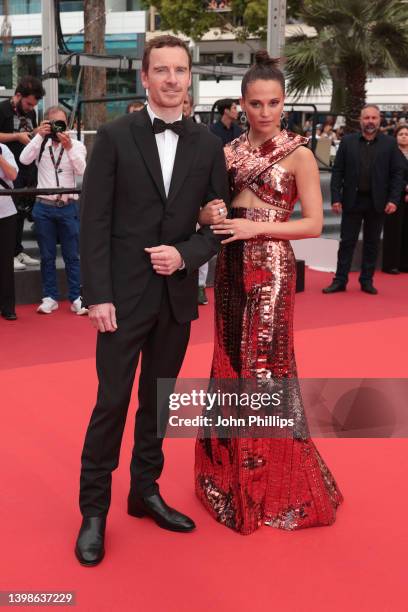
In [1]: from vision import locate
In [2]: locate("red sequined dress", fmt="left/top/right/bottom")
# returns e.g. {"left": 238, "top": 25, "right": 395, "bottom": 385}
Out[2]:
{"left": 194, "top": 130, "right": 343, "bottom": 535}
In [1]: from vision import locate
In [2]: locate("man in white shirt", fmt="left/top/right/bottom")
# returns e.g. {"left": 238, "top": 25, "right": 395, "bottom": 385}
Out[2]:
{"left": 76, "top": 34, "right": 229, "bottom": 566}
{"left": 20, "top": 106, "right": 87, "bottom": 314}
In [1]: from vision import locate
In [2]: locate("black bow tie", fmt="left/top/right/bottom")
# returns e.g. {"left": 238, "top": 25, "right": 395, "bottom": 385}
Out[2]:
{"left": 152, "top": 117, "right": 184, "bottom": 136}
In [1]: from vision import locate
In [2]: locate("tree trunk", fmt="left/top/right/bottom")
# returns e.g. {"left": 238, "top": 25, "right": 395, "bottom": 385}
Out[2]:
{"left": 328, "top": 65, "right": 346, "bottom": 115}
{"left": 343, "top": 61, "right": 367, "bottom": 133}
{"left": 83, "top": 0, "right": 107, "bottom": 152}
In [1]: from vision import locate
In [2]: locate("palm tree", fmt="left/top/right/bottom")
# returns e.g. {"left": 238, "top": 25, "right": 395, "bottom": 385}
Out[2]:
{"left": 284, "top": 0, "right": 408, "bottom": 131}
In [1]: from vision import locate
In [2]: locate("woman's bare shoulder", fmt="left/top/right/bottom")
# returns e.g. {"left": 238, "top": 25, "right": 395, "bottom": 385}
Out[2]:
{"left": 293, "top": 144, "right": 315, "bottom": 162}
{"left": 292, "top": 145, "right": 318, "bottom": 172}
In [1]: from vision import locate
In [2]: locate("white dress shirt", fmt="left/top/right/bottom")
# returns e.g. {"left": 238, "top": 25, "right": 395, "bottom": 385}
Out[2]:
{"left": 0, "top": 144, "right": 18, "bottom": 219}
{"left": 19, "top": 133, "right": 87, "bottom": 202}
{"left": 146, "top": 104, "right": 181, "bottom": 197}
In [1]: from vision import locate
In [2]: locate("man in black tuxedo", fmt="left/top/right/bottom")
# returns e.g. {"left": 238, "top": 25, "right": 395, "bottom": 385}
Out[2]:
{"left": 323, "top": 104, "right": 403, "bottom": 295}
{"left": 75, "top": 35, "right": 229, "bottom": 566}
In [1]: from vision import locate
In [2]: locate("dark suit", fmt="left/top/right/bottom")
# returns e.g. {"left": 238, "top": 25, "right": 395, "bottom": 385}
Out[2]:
{"left": 331, "top": 132, "right": 403, "bottom": 283}
{"left": 79, "top": 108, "right": 229, "bottom": 517}
{"left": 382, "top": 150, "right": 408, "bottom": 271}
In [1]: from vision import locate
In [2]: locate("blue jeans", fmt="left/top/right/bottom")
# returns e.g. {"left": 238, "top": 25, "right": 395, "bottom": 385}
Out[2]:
{"left": 32, "top": 200, "right": 80, "bottom": 302}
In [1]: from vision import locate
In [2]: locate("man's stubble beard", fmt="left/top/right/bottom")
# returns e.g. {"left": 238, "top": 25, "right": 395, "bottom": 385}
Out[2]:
{"left": 362, "top": 123, "right": 379, "bottom": 135}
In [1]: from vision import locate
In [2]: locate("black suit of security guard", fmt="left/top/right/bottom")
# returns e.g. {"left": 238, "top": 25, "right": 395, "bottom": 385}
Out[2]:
{"left": 78, "top": 108, "right": 229, "bottom": 523}
{"left": 328, "top": 130, "right": 403, "bottom": 290}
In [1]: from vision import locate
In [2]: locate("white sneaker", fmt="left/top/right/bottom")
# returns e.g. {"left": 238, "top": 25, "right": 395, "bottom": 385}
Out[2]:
{"left": 17, "top": 252, "right": 40, "bottom": 266}
{"left": 14, "top": 256, "right": 26, "bottom": 270}
{"left": 70, "top": 297, "right": 88, "bottom": 316}
{"left": 37, "top": 297, "right": 58, "bottom": 314}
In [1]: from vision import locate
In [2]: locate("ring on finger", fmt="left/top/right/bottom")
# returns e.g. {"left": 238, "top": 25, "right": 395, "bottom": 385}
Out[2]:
{"left": 230, "top": 229, "right": 234, "bottom": 235}
{"left": 218, "top": 208, "right": 224, "bottom": 215}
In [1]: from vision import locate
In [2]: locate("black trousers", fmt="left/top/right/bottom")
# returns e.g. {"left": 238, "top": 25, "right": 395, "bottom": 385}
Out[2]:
{"left": 0, "top": 214, "right": 17, "bottom": 313}
{"left": 382, "top": 202, "right": 408, "bottom": 271}
{"left": 14, "top": 209, "right": 26, "bottom": 257}
{"left": 79, "top": 276, "right": 191, "bottom": 517}
{"left": 12, "top": 172, "right": 36, "bottom": 257}
{"left": 335, "top": 201, "right": 384, "bottom": 284}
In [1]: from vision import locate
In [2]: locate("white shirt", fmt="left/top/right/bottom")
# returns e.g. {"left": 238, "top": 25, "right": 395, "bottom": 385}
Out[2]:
{"left": 19, "top": 133, "right": 87, "bottom": 202}
{"left": 0, "top": 144, "right": 18, "bottom": 219}
{"left": 146, "top": 104, "right": 181, "bottom": 197}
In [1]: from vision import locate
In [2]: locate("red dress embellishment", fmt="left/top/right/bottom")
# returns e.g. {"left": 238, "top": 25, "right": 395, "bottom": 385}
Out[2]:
{"left": 194, "top": 131, "right": 343, "bottom": 534}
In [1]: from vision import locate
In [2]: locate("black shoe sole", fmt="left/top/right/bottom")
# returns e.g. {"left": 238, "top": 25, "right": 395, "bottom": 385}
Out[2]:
{"left": 74, "top": 546, "right": 105, "bottom": 567}
{"left": 322, "top": 287, "right": 346, "bottom": 294}
{"left": 127, "top": 507, "right": 196, "bottom": 532}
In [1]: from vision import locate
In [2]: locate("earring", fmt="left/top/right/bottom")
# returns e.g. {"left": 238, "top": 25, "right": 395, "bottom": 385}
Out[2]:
{"left": 280, "top": 112, "right": 288, "bottom": 130}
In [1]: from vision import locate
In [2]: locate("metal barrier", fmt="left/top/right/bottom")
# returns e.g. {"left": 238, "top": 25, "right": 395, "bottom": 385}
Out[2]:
{"left": 75, "top": 95, "right": 146, "bottom": 141}
{"left": 0, "top": 187, "right": 81, "bottom": 197}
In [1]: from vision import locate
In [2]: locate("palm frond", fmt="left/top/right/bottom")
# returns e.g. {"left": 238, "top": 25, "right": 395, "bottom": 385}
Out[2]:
{"left": 284, "top": 35, "right": 328, "bottom": 97}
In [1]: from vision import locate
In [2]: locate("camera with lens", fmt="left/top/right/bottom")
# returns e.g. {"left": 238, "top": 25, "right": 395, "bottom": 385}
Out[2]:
{"left": 48, "top": 119, "right": 67, "bottom": 141}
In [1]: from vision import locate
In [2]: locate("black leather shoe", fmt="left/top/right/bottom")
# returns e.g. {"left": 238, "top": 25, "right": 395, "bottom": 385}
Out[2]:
{"left": 128, "top": 493, "right": 196, "bottom": 532}
{"left": 383, "top": 268, "right": 400, "bottom": 275}
{"left": 361, "top": 282, "right": 378, "bottom": 294}
{"left": 322, "top": 281, "right": 347, "bottom": 294}
{"left": 75, "top": 516, "right": 106, "bottom": 566}
{"left": 1, "top": 311, "right": 17, "bottom": 320}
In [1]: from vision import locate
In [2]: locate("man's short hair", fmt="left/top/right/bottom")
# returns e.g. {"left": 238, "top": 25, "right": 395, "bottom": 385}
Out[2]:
{"left": 44, "top": 105, "right": 68, "bottom": 120}
{"left": 217, "top": 98, "right": 236, "bottom": 116}
{"left": 15, "top": 76, "right": 45, "bottom": 100}
{"left": 126, "top": 101, "right": 145, "bottom": 113}
{"left": 142, "top": 35, "right": 191, "bottom": 73}
{"left": 361, "top": 104, "right": 380, "bottom": 115}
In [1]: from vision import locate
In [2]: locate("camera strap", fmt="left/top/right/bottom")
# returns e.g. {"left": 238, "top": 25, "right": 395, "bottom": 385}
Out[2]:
{"left": 48, "top": 145, "right": 64, "bottom": 187}
{"left": 0, "top": 177, "right": 11, "bottom": 190}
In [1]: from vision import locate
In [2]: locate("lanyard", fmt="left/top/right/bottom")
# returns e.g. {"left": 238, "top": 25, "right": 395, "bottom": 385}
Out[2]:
{"left": 49, "top": 145, "right": 64, "bottom": 187}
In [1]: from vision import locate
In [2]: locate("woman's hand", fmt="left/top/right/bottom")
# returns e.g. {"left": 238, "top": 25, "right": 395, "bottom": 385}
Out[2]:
{"left": 211, "top": 218, "right": 262, "bottom": 244}
{"left": 199, "top": 199, "right": 227, "bottom": 226}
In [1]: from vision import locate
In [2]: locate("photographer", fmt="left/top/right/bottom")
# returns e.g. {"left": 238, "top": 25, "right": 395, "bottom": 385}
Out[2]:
{"left": 0, "top": 76, "right": 45, "bottom": 270}
{"left": 19, "top": 106, "right": 87, "bottom": 315}
{"left": 0, "top": 144, "right": 18, "bottom": 320}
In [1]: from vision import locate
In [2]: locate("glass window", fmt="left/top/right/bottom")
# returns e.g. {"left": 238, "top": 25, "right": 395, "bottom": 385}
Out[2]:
{"left": 59, "top": 1, "right": 84, "bottom": 12}
{"left": 2, "top": 0, "right": 41, "bottom": 14}
{"left": 200, "top": 52, "right": 233, "bottom": 81}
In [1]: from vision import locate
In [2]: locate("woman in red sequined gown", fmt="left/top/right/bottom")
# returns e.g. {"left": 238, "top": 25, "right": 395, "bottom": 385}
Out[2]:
{"left": 195, "top": 51, "right": 343, "bottom": 535}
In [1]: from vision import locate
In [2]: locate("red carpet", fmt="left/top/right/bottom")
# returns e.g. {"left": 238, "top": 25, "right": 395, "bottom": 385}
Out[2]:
{"left": 1, "top": 270, "right": 407, "bottom": 611}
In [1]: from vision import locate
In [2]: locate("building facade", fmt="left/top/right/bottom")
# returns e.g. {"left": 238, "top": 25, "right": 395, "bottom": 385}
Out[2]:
{"left": 0, "top": 0, "right": 146, "bottom": 105}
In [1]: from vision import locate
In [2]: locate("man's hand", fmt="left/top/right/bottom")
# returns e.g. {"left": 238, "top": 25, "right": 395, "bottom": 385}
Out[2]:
{"left": 145, "top": 245, "right": 182, "bottom": 275}
{"left": 17, "top": 132, "right": 32, "bottom": 145}
{"left": 57, "top": 131, "right": 73, "bottom": 150}
{"left": 88, "top": 303, "right": 117, "bottom": 333}
{"left": 37, "top": 121, "right": 52, "bottom": 138}
{"left": 332, "top": 202, "right": 342, "bottom": 214}
{"left": 198, "top": 199, "right": 227, "bottom": 226}
{"left": 385, "top": 202, "right": 397, "bottom": 214}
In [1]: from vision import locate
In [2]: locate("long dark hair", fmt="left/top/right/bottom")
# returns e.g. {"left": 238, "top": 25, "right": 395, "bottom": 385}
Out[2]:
{"left": 241, "top": 50, "right": 285, "bottom": 97}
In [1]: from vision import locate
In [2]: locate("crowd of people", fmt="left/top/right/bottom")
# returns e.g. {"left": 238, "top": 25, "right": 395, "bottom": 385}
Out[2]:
{"left": 1, "top": 75, "right": 407, "bottom": 322}
{"left": 0, "top": 76, "right": 87, "bottom": 321}
{"left": 300, "top": 110, "right": 408, "bottom": 165}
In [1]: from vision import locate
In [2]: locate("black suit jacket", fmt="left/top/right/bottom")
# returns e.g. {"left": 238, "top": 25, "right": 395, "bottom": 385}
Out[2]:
{"left": 398, "top": 150, "right": 408, "bottom": 205}
{"left": 80, "top": 107, "right": 229, "bottom": 322}
{"left": 330, "top": 132, "right": 404, "bottom": 212}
